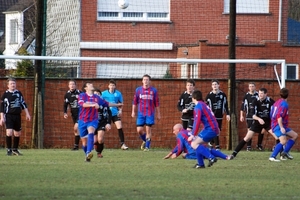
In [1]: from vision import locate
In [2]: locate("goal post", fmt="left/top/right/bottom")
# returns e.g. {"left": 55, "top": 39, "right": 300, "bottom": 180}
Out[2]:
{"left": 0, "top": 55, "right": 287, "bottom": 88}
{"left": 0, "top": 55, "right": 286, "bottom": 150}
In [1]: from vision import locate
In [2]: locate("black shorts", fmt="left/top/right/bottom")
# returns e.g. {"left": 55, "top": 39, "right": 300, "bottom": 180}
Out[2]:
{"left": 111, "top": 115, "right": 121, "bottom": 123}
{"left": 5, "top": 114, "right": 22, "bottom": 131}
{"left": 250, "top": 120, "right": 271, "bottom": 133}
{"left": 95, "top": 121, "right": 108, "bottom": 133}
{"left": 71, "top": 114, "right": 79, "bottom": 124}
{"left": 217, "top": 119, "right": 222, "bottom": 131}
{"left": 181, "top": 118, "right": 194, "bottom": 130}
{"left": 246, "top": 119, "right": 254, "bottom": 129}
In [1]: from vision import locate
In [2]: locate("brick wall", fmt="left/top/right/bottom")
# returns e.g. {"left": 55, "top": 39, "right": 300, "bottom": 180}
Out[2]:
{"left": 0, "top": 78, "right": 299, "bottom": 151}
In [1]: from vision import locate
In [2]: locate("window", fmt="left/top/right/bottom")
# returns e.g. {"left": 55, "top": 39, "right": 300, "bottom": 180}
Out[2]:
{"left": 96, "top": 63, "right": 168, "bottom": 78}
{"left": 180, "top": 63, "right": 198, "bottom": 79}
{"left": 224, "top": 0, "right": 269, "bottom": 14}
{"left": 10, "top": 19, "right": 18, "bottom": 44}
{"left": 286, "top": 64, "right": 298, "bottom": 80}
{"left": 97, "top": 0, "right": 170, "bottom": 22}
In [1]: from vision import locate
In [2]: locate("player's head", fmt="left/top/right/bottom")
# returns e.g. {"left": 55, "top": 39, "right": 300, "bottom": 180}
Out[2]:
{"left": 258, "top": 88, "right": 267, "bottom": 100}
{"left": 93, "top": 88, "right": 102, "bottom": 97}
{"left": 173, "top": 124, "right": 183, "bottom": 135}
{"left": 186, "top": 79, "right": 195, "bottom": 93}
{"left": 280, "top": 88, "right": 289, "bottom": 99}
{"left": 248, "top": 82, "right": 255, "bottom": 92}
{"left": 142, "top": 74, "right": 151, "bottom": 87}
{"left": 211, "top": 79, "right": 220, "bottom": 90}
{"left": 68, "top": 80, "right": 76, "bottom": 91}
{"left": 7, "top": 77, "right": 16, "bottom": 91}
{"left": 192, "top": 90, "right": 203, "bottom": 102}
{"left": 82, "top": 82, "right": 94, "bottom": 93}
{"left": 108, "top": 79, "right": 116, "bottom": 91}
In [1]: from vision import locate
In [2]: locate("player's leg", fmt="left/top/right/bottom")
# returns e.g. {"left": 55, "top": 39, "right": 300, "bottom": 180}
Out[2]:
{"left": 182, "top": 120, "right": 188, "bottom": 130}
{"left": 281, "top": 129, "right": 297, "bottom": 159}
{"left": 213, "top": 119, "right": 222, "bottom": 150}
{"left": 12, "top": 115, "right": 22, "bottom": 155}
{"left": 136, "top": 114, "right": 146, "bottom": 150}
{"left": 232, "top": 130, "right": 255, "bottom": 157}
{"left": 144, "top": 115, "right": 155, "bottom": 151}
{"left": 5, "top": 128, "right": 13, "bottom": 156}
{"left": 96, "top": 130, "right": 105, "bottom": 158}
{"left": 246, "top": 120, "right": 253, "bottom": 151}
{"left": 72, "top": 121, "right": 80, "bottom": 151}
{"left": 256, "top": 129, "right": 266, "bottom": 151}
{"left": 113, "top": 117, "right": 128, "bottom": 150}
{"left": 78, "top": 120, "right": 88, "bottom": 155}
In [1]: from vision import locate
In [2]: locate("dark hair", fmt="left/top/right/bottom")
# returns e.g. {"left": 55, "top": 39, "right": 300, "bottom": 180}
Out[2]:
{"left": 7, "top": 77, "right": 16, "bottom": 83}
{"left": 82, "top": 82, "right": 92, "bottom": 93}
{"left": 248, "top": 82, "right": 255, "bottom": 86}
{"left": 211, "top": 79, "right": 219, "bottom": 84}
{"left": 69, "top": 79, "right": 76, "bottom": 85}
{"left": 109, "top": 79, "right": 116, "bottom": 86}
{"left": 280, "top": 88, "right": 289, "bottom": 99}
{"left": 259, "top": 88, "right": 267, "bottom": 94}
{"left": 186, "top": 79, "right": 195, "bottom": 86}
{"left": 94, "top": 88, "right": 102, "bottom": 95}
{"left": 192, "top": 90, "right": 203, "bottom": 101}
{"left": 143, "top": 74, "right": 151, "bottom": 80}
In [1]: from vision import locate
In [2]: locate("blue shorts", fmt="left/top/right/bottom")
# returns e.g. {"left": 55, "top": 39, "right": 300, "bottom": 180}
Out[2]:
{"left": 136, "top": 113, "right": 154, "bottom": 126}
{"left": 273, "top": 125, "right": 292, "bottom": 138}
{"left": 78, "top": 120, "right": 98, "bottom": 138}
{"left": 185, "top": 153, "right": 197, "bottom": 160}
{"left": 198, "top": 129, "right": 218, "bottom": 143}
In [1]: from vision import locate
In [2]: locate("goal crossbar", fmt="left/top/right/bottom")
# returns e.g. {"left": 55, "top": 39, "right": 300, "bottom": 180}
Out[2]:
{"left": 0, "top": 55, "right": 286, "bottom": 88}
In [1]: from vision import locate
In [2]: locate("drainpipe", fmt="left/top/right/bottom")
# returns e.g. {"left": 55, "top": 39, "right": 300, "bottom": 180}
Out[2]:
{"left": 278, "top": 0, "right": 282, "bottom": 41}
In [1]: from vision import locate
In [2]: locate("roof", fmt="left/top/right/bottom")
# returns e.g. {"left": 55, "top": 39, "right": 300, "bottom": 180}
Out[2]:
{"left": 3, "top": 0, "right": 34, "bottom": 13}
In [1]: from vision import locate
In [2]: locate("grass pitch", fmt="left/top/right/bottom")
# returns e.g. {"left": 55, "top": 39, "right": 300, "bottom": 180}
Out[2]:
{"left": 0, "top": 148, "right": 299, "bottom": 200}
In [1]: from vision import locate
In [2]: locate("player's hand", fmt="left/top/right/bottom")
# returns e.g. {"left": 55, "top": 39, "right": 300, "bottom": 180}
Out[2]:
{"left": 258, "top": 118, "right": 265, "bottom": 125}
{"left": 131, "top": 112, "right": 136, "bottom": 118}
{"left": 117, "top": 110, "right": 122, "bottom": 117}
{"left": 163, "top": 152, "right": 172, "bottom": 159}
{"left": 226, "top": 115, "right": 230, "bottom": 121}
{"left": 94, "top": 103, "right": 100, "bottom": 109}
{"left": 240, "top": 116, "right": 244, "bottom": 122}
{"left": 157, "top": 112, "right": 161, "bottom": 120}
{"left": 117, "top": 103, "right": 123, "bottom": 108}
{"left": 280, "top": 127, "right": 286, "bottom": 134}
{"left": 188, "top": 135, "right": 195, "bottom": 142}
{"left": 105, "top": 124, "right": 111, "bottom": 131}
{"left": 182, "top": 109, "right": 188, "bottom": 113}
{"left": 26, "top": 114, "right": 31, "bottom": 121}
{"left": 64, "top": 113, "right": 68, "bottom": 119}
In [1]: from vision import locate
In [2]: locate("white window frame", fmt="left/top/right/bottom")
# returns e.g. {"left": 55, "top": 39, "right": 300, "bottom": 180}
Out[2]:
{"left": 224, "top": 0, "right": 269, "bottom": 14}
{"left": 97, "top": 0, "right": 170, "bottom": 22}
{"left": 286, "top": 64, "right": 299, "bottom": 80}
{"left": 96, "top": 63, "right": 169, "bottom": 78}
{"left": 10, "top": 19, "right": 18, "bottom": 44}
{"left": 180, "top": 63, "right": 198, "bottom": 79}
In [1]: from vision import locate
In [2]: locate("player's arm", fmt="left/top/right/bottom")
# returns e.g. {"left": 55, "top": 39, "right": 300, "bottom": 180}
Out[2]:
{"left": 0, "top": 98, "right": 4, "bottom": 125}
{"left": 223, "top": 93, "right": 230, "bottom": 121}
{"left": 177, "top": 93, "right": 184, "bottom": 112}
{"left": 240, "top": 95, "right": 246, "bottom": 122}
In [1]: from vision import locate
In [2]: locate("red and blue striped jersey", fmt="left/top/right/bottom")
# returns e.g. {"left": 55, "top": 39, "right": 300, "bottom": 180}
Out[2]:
{"left": 191, "top": 101, "right": 219, "bottom": 136}
{"left": 171, "top": 129, "right": 195, "bottom": 156}
{"left": 132, "top": 86, "right": 159, "bottom": 116}
{"left": 270, "top": 99, "right": 289, "bottom": 129}
{"left": 78, "top": 93, "right": 109, "bottom": 122}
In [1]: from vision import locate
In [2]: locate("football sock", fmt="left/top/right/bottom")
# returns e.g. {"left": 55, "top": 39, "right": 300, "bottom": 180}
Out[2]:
{"left": 87, "top": 133, "right": 94, "bottom": 154}
{"left": 75, "top": 135, "right": 80, "bottom": 147}
{"left": 140, "top": 133, "right": 146, "bottom": 142}
{"left": 82, "top": 145, "right": 87, "bottom": 154}
{"left": 247, "top": 139, "right": 252, "bottom": 149}
{"left": 98, "top": 143, "right": 104, "bottom": 154}
{"left": 118, "top": 129, "right": 125, "bottom": 144}
{"left": 94, "top": 142, "right": 99, "bottom": 152}
{"left": 214, "top": 136, "right": 220, "bottom": 147}
{"left": 6, "top": 136, "right": 12, "bottom": 149}
{"left": 284, "top": 139, "right": 295, "bottom": 153}
{"left": 13, "top": 136, "right": 20, "bottom": 150}
{"left": 196, "top": 145, "right": 214, "bottom": 160}
{"left": 257, "top": 133, "right": 264, "bottom": 147}
{"left": 145, "top": 138, "right": 151, "bottom": 149}
{"left": 271, "top": 143, "right": 283, "bottom": 158}
{"left": 211, "top": 149, "right": 227, "bottom": 159}
{"left": 232, "top": 139, "right": 246, "bottom": 156}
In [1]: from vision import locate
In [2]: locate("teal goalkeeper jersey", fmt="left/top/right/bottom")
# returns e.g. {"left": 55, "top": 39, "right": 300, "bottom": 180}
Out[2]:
{"left": 102, "top": 89, "right": 123, "bottom": 116}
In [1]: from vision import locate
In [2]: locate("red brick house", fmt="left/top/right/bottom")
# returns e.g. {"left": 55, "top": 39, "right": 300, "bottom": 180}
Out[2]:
{"left": 80, "top": 0, "right": 300, "bottom": 80}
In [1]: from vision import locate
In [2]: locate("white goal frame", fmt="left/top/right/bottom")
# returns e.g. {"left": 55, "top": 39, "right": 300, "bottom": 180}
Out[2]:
{"left": 0, "top": 55, "right": 286, "bottom": 88}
